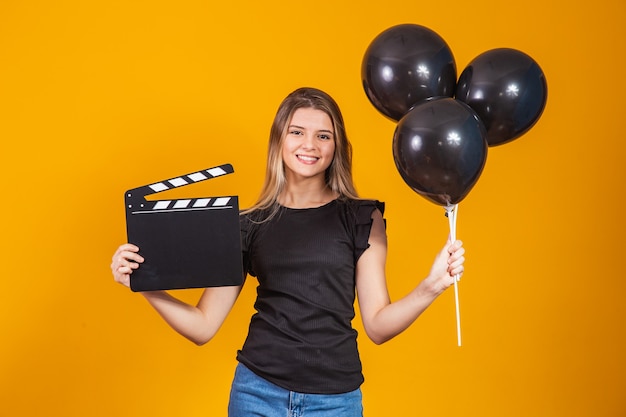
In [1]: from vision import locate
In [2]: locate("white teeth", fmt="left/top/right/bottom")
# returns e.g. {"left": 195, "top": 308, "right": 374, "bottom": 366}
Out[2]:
{"left": 298, "top": 155, "right": 318, "bottom": 162}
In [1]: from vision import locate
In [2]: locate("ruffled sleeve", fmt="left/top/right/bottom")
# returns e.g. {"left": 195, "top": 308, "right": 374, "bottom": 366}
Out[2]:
{"left": 353, "top": 199, "right": 385, "bottom": 263}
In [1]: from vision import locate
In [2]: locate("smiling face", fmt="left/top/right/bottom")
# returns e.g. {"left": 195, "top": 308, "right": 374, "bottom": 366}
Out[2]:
{"left": 281, "top": 107, "right": 336, "bottom": 184}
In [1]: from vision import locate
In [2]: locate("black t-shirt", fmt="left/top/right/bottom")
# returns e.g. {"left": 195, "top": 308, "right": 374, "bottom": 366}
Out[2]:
{"left": 237, "top": 198, "right": 385, "bottom": 394}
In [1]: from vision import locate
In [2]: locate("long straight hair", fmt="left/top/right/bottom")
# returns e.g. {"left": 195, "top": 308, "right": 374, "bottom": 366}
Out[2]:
{"left": 243, "top": 87, "right": 359, "bottom": 218}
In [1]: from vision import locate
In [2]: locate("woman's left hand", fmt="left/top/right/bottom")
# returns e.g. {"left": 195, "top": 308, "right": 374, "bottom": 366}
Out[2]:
{"left": 424, "top": 239, "right": 465, "bottom": 295}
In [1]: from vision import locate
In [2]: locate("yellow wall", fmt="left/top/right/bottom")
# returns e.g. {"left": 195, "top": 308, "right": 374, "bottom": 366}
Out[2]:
{"left": 1, "top": 0, "right": 624, "bottom": 416}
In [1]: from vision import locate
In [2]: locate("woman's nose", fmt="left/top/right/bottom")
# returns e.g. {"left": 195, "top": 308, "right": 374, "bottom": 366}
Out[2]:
{"left": 301, "top": 134, "right": 316, "bottom": 149}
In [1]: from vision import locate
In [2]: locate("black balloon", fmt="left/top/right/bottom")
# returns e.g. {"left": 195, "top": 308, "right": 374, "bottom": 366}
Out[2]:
{"left": 456, "top": 48, "right": 547, "bottom": 146}
{"left": 392, "top": 97, "right": 488, "bottom": 206}
{"left": 362, "top": 24, "right": 456, "bottom": 122}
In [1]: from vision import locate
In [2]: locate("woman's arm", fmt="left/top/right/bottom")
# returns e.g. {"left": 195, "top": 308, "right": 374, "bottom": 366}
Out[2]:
{"left": 355, "top": 211, "right": 465, "bottom": 345}
{"left": 111, "top": 243, "right": 243, "bottom": 345}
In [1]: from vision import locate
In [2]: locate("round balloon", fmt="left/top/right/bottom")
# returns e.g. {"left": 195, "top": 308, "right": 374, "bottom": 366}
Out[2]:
{"left": 392, "top": 97, "right": 488, "bottom": 206}
{"left": 456, "top": 48, "right": 547, "bottom": 146}
{"left": 362, "top": 24, "right": 457, "bottom": 122}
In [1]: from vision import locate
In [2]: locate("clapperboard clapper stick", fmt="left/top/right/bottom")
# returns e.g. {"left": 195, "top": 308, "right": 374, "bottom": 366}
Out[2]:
{"left": 125, "top": 163, "right": 243, "bottom": 292}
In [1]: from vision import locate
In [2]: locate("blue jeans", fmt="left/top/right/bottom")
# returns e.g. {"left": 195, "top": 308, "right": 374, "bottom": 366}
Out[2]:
{"left": 228, "top": 363, "right": 363, "bottom": 417}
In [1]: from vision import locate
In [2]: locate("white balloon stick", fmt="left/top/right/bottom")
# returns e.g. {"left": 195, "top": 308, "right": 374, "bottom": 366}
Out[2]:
{"left": 446, "top": 204, "right": 462, "bottom": 347}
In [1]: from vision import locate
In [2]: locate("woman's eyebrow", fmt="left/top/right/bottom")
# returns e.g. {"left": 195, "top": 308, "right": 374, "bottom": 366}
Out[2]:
{"left": 288, "top": 125, "right": 334, "bottom": 135}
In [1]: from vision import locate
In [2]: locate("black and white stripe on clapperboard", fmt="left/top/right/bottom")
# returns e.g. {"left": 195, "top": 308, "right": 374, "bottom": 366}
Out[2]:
{"left": 124, "top": 163, "right": 243, "bottom": 292}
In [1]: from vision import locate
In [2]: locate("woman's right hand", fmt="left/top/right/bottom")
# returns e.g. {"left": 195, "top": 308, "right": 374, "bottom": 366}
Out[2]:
{"left": 111, "top": 243, "right": 144, "bottom": 288}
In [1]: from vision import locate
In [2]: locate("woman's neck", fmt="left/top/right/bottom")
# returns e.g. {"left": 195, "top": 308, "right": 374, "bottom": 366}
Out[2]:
{"left": 278, "top": 181, "right": 338, "bottom": 209}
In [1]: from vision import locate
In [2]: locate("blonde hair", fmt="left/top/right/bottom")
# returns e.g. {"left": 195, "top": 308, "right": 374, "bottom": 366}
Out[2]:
{"left": 243, "top": 87, "right": 359, "bottom": 218}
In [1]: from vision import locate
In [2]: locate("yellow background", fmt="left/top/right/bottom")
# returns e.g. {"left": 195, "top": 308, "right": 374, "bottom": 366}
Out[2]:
{"left": 1, "top": 0, "right": 624, "bottom": 416}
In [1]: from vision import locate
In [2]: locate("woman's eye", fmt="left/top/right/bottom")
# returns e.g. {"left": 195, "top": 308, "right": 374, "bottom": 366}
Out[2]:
{"left": 290, "top": 130, "right": 303, "bottom": 136}
{"left": 319, "top": 134, "right": 332, "bottom": 140}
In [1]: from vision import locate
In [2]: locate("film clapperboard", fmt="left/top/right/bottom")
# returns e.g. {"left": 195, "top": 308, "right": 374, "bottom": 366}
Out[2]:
{"left": 125, "top": 163, "right": 243, "bottom": 292}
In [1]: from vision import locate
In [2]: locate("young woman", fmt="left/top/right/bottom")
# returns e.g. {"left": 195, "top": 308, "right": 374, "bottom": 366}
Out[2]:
{"left": 111, "top": 87, "right": 465, "bottom": 416}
